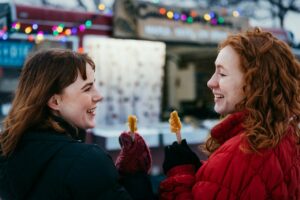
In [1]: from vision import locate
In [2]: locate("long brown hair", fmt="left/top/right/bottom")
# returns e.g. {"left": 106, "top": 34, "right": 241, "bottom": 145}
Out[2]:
{"left": 0, "top": 48, "right": 95, "bottom": 156}
{"left": 206, "top": 27, "right": 300, "bottom": 153}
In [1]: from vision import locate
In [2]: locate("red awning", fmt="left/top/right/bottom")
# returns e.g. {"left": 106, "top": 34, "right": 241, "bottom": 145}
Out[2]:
{"left": 14, "top": 4, "right": 112, "bottom": 36}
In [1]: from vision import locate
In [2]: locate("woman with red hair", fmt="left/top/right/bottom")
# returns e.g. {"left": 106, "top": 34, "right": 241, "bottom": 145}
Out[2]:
{"left": 160, "top": 27, "right": 300, "bottom": 199}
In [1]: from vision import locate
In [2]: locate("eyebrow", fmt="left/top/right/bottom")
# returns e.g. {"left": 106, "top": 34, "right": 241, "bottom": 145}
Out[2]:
{"left": 215, "top": 64, "right": 225, "bottom": 70}
{"left": 81, "top": 82, "right": 93, "bottom": 90}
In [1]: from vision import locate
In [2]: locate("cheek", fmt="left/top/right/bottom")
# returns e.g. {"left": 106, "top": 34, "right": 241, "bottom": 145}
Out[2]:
{"left": 64, "top": 97, "right": 88, "bottom": 113}
{"left": 231, "top": 85, "right": 244, "bottom": 103}
{"left": 77, "top": 94, "right": 90, "bottom": 105}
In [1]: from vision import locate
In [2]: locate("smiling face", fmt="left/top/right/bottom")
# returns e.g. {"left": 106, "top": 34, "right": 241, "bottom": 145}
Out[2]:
{"left": 49, "top": 64, "right": 102, "bottom": 129}
{"left": 207, "top": 45, "right": 245, "bottom": 115}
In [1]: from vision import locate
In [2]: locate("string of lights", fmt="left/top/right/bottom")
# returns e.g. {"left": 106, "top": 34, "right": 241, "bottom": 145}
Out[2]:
{"left": 0, "top": 3, "right": 241, "bottom": 42}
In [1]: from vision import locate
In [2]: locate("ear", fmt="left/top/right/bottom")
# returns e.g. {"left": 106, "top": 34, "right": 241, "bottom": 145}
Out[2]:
{"left": 47, "top": 95, "right": 60, "bottom": 111}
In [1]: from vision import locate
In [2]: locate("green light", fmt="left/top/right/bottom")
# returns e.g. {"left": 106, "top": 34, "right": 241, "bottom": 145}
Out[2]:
{"left": 187, "top": 16, "right": 193, "bottom": 23}
{"left": 85, "top": 20, "right": 92, "bottom": 28}
{"left": 53, "top": 30, "right": 59, "bottom": 36}
{"left": 58, "top": 23, "right": 65, "bottom": 28}
{"left": 218, "top": 17, "right": 225, "bottom": 24}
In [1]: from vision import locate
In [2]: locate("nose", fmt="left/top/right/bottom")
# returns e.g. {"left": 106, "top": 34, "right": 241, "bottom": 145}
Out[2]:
{"left": 93, "top": 88, "right": 103, "bottom": 103}
{"left": 207, "top": 73, "right": 218, "bottom": 89}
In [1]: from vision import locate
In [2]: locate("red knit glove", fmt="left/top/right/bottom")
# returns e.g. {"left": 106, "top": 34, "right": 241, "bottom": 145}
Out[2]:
{"left": 115, "top": 131, "right": 152, "bottom": 174}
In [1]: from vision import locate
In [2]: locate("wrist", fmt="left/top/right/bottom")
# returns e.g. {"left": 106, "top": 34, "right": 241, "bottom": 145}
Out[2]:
{"left": 166, "top": 164, "right": 196, "bottom": 177}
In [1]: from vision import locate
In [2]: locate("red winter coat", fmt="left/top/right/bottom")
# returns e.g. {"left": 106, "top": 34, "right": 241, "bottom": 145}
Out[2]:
{"left": 160, "top": 112, "right": 300, "bottom": 200}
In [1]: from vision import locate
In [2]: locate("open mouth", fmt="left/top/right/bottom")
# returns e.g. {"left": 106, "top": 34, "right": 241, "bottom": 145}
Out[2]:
{"left": 214, "top": 94, "right": 224, "bottom": 99}
{"left": 87, "top": 107, "right": 96, "bottom": 114}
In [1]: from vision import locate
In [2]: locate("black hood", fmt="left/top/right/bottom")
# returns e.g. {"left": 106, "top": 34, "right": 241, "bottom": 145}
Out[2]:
{"left": 0, "top": 131, "right": 77, "bottom": 200}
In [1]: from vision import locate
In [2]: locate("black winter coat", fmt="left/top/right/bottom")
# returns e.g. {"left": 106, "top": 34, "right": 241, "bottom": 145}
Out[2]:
{"left": 0, "top": 129, "right": 153, "bottom": 200}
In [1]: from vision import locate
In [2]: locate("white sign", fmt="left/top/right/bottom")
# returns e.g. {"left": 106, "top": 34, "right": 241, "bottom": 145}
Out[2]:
{"left": 137, "top": 18, "right": 244, "bottom": 44}
{"left": 83, "top": 36, "right": 166, "bottom": 127}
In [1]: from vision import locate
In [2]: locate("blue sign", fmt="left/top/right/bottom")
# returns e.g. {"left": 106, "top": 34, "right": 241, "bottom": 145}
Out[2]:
{"left": 0, "top": 40, "right": 34, "bottom": 68}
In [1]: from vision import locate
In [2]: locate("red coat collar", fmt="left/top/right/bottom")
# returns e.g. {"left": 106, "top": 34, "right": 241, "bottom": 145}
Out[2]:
{"left": 211, "top": 111, "right": 247, "bottom": 144}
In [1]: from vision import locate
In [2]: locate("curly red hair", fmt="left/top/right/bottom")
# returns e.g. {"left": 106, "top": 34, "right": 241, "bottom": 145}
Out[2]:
{"left": 206, "top": 27, "right": 300, "bottom": 153}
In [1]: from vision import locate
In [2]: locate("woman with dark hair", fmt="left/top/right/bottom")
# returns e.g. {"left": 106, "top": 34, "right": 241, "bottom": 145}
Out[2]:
{"left": 0, "top": 48, "right": 153, "bottom": 200}
{"left": 160, "top": 28, "right": 300, "bottom": 199}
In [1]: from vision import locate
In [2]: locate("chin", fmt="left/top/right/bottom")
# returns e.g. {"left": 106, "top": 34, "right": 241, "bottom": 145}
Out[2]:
{"left": 77, "top": 123, "right": 94, "bottom": 130}
{"left": 214, "top": 105, "right": 234, "bottom": 115}
{"left": 214, "top": 106, "right": 223, "bottom": 115}
{"left": 85, "top": 123, "right": 95, "bottom": 129}
{"left": 88, "top": 125, "right": 95, "bottom": 129}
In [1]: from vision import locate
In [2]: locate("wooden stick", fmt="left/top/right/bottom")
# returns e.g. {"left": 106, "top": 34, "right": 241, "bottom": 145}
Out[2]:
{"left": 176, "top": 131, "right": 182, "bottom": 144}
{"left": 130, "top": 131, "right": 135, "bottom": 141}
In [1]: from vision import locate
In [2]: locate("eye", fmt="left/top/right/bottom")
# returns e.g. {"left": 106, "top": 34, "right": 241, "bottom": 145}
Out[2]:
{"left": 218, "top": 73, "right": 226, "bottom": 77}
{"left": 84, "top": 86, "right": 92, "bottom": 92}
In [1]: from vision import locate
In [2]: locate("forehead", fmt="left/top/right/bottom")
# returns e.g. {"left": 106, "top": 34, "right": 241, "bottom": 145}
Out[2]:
{"left": 63, "top": 64, "right": 94, "bottom": 91}
{"left": 77, "top": 64, "right": 94, "bottom": 79}
{"left": 215, "top": 46, "right": 241, "bottom": 70}
{"left": 85, "top": 64, "right": 94, "bottom": 76}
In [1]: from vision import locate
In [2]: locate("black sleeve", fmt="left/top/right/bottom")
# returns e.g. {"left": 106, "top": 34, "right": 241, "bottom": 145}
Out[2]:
{"left": 120, "top": 172, "right": 155, "bottom": 200}
{"left": 64, "top": 144, "right": 133, "bottom": 200}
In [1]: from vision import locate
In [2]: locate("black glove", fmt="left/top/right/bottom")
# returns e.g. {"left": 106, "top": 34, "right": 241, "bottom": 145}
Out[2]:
{"left": 163, "top": 139, "right": 201, "bottom": 174}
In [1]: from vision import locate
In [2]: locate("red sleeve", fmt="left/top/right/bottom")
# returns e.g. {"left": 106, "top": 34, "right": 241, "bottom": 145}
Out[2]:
{"left": 159, "top": 164, "right": 196, "bottom": 200}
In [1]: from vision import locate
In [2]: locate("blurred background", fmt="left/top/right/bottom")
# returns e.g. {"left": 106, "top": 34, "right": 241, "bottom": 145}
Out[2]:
{"left": 1, "top": 0, "right": 300, "bottom": 195}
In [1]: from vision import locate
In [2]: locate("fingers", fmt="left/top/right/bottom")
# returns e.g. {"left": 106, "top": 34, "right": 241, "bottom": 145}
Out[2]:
{"left": 181, "top": 139, "right": 188, "bottom": 146}
{"left": 117, "top": 132, "right": 152, "bottom": 174}
{"left": 119, "top": 132, "right": 133, "bottom": 150}
{"left": 171, "top": 139, "right": 187, "bottom": 147}
{"left": 119, "top": 132, "right": 150, "bottom": 156}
